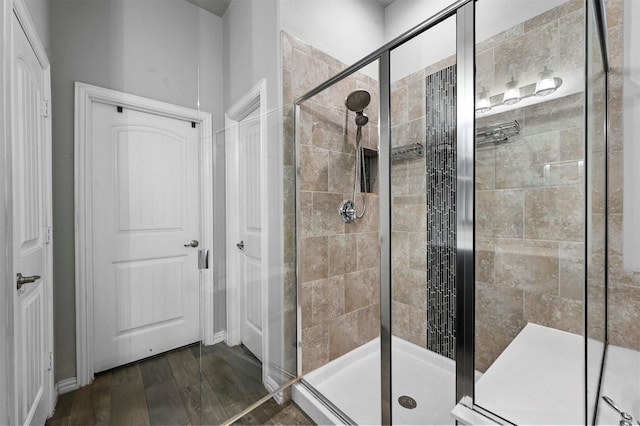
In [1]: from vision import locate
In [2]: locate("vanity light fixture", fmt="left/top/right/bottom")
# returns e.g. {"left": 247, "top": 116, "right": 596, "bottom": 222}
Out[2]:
{"left": 535, "top": 66, "right": 562, "bottom": 96}
{"left": 476, "top": 69, "right": 564, "bottom": 114}
{"left": 502, "top": 77, "right": 521, "bottom": 105}
{"left": 476, "top": 86, "right": 492, "bottom": 113}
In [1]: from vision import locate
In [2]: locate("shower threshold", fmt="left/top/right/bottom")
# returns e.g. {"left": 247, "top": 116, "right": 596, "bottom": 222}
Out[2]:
{"left": 293, "top": 336, "right": 458, "bottom": 425}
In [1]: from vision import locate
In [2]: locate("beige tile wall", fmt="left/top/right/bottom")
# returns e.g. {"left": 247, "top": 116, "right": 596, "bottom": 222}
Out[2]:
{"left": 282, "top": 32, "right": 381, "bottom": 374}
{"left": 474, "top": 0, "right": 589, "bottom": 372}
{"left": 604, "top": 0, "right": 640, "bottom": 351}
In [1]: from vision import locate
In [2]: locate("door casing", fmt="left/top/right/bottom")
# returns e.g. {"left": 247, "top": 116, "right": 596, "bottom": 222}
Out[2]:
{"left": 74, "top": 82, "right": 214, "bottom": 387}
{"left": 225, "top": 79, "right": 274, "bottom": 392}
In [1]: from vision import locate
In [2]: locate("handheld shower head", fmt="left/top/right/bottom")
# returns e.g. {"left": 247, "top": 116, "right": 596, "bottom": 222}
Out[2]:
{"left": 355, "top": 111, "right": 369, "bottom": 126}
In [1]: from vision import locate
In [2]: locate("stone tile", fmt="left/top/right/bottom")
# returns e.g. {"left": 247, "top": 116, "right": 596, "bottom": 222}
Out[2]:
{"left": 476, "top": 146, "right": 496, "bottom": 191}
{"left": 328, "top": 234, "right": 358, "bottom": 276}
{"left": 406, "top": 158, "right": 426, "bottom": 195}
{"left": 392, "top": 231, "right": 410, "bottom": 270}
{"left": 559, "top": 242, "right": 584, "bottom": 301}
{"left": 588, "top": 213, "right": 606, "bottom": 281}
{"left": 608, "top": 284, "right": 640, "bottom": 351}
{"left": 357, "top": 304, "right": 380, "bottom": 345}
{"left": 391, "top": 85, "right": 408, "bottom": 127}
{"left": 408, "top": 77, "right": 426, "bottom": 121}
{"left": 299, "top": 282, "right": 313, "bottom": 330}
{"left": 475, "top": 49, "right": 494, "bottom": 95}
{"left": 476, "top": 189, "right": 524, "bottom": 238}
{"left": 558, "top": 10, "right": 585, "bottom": 72}
{"left": 328, "top": 151, "right": 355, "bottom": 194}
{"left": 604, "top": 0, "right": 622, "bottom": 28}
{"left": 283, "top": 213, "right": 295, "bottom": 264}
{"left": 495, "top": 239, "right": 559, "bottom": 294}
{"left": 475, "top": 238, "right": 495, "bottom": 284}
{"left": 476, "top": 23, "right": 523, "bottom": 53}
{"left": 291, "top": 48, "right": 329, "bottom": 99}
{"left": 299, "top": 236, "right": 328, "bottom": 283}
{"left": 391, "top": 116, "right": 425, "bottom": 148}
{"left": 299, "top": 145, "right": 328, "bottom": 192}
{"left": 523, "top": 0, "right": 582, "bottom": 33}
{"left": 299, "top": 191, "right": 312, "bottom": 238}
{"left": 391, "top": 195, "right": 426, "bottom": 233}
{"left": 281, "top": 32, "right": 293, "bottom": 71}
{"left": 301, "top": 324, "right": 329, "bottom": 374}
{"left": 283, "top": 165, "right": 295, "bottom": 215}
{"left": 475, "top": 282, "right": 525, "bottom": 372}
{"left": 523, "top": 292, "right": 583, "bottom": 335}
{"left": 559, "top": 127, "right": 585, "bottom": 161}
{"left": 316, "top": 73, "right": 356, "bottom": 114}
{"left": 311, "top": 276, "right": 345, "bottom": 326}
{"left": 357, "top": 232, "right": 379, "bottom": 271}
{"left": 391, "top": 301, "right": 427, "bottom": 348}
{"left": 494, "top": 21, "right": 559, "bottom": 91}
{"left": 408, "top": 231, "right": 427, "bottom": 271}
{"left": 328, "top": 311, "right": 359, "bottom": 360}
{"left": 393, "top": 267, "right": 427, "bottom": 311}
{"left": 524, "top": 185, "right": 584, "bottom": 241}
{"left": 345, "top": 268, "right": 379, "bottom": 313}
{"left": 608, "top": 23, "right": 623, "bottom": 70}
{"left": 608, "top": 150, "right": 622, "bottom": 214}
{"left": 523, "top": 93, "right": 584, "bottom": 137}
{"left": 309, "top": 102, "right": 352, "bottom": 154}
{"left": 311, "top": 192, "right": 345, "bottom": 237}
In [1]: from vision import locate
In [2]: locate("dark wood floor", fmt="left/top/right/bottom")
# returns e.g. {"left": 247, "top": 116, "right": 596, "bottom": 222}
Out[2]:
{"left": 45, "top": 342, "right": 314, "bottom": 426}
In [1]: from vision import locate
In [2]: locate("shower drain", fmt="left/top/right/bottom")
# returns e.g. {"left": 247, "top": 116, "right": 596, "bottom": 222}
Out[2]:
{"left": 398, "top": 395, "right": 417, "bottom": 409}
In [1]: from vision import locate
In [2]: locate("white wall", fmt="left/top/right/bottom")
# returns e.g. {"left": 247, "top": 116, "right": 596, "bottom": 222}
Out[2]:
{"left": 623, "top": 0, "right": 640, "bottom": 271}
{"left": 279, "top": 0, "right": 385, "bottom": 75}
{"left": 49, "top": 0, "right": 223, "bottom": 382}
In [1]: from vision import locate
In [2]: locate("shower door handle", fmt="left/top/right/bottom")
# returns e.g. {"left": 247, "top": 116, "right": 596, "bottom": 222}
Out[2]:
{"left": 236, "top": 241, "right": 245, "bottom": 251}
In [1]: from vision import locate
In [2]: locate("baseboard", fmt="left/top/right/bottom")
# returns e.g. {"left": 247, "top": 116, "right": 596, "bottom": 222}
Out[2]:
{"left": 213, "top": 330, "right": 226, "bottom": 345}
{"left": 56, "top": 377, "right": 79, "bottom": 395}
{"left": 265, "top": 376, "right": 284, "bottom": 404}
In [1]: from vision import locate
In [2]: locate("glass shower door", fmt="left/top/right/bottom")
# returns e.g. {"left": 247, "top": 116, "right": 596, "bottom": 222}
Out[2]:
{"left": 388, "top": 13, "right": 458, "bottom": 425}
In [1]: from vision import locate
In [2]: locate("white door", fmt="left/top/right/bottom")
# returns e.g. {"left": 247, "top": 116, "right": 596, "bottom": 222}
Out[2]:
{"left": 12, "top": 12, "right": 53, "bottom": 426}
{"left": 238, "top": 109, "right": 264, "bottom": 360}
{"left": 91, "top": 102, "right": 201, "bottom": 372}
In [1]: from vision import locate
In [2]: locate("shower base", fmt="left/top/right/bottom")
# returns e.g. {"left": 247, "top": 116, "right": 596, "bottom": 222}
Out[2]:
{"left": 293, "top": 336, "right": 457, "bottom": 425}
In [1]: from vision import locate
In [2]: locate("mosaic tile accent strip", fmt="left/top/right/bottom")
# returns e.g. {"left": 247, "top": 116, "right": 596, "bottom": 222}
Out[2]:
{"left": 425, "top": 65, "right": 457, "bottom": 359}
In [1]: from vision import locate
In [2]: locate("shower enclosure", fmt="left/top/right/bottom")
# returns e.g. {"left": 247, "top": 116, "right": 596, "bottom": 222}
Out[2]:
{"left": 292, "top": 0, "right": 612, "bottom": 424}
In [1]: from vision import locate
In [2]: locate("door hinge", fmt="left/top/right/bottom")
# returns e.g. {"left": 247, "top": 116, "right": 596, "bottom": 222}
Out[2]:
{"left": 46, "top": 226, "right": 52, "bottom": 244}
{"left": 41, "top": 99, "right": 51, "bottom": 117}
{"left": 48, "top": 352, "right": 53, "bottom": 371}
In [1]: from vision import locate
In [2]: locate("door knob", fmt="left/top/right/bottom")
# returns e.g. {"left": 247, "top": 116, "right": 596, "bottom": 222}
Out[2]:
{"left": 17, "top": 273, "right": 41, "bottom": 290}
{"left": 184, "top": 240, "right": 199, "bottom": 248}
{"left": 236, "top": 241, "right": 245, "bottom": 251}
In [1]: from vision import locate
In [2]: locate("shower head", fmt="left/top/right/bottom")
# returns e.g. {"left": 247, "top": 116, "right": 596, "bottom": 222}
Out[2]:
{"left": 345, "top": 90, "right": 371, "bottom": 113}
{"left": 355, "top": 111, "right": 369, "bottom": 126}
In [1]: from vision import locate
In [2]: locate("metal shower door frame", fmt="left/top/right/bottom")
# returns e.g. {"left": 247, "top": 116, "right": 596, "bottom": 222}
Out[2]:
{"left": 293, "top": 0, "right": 476, "bottom": 423}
